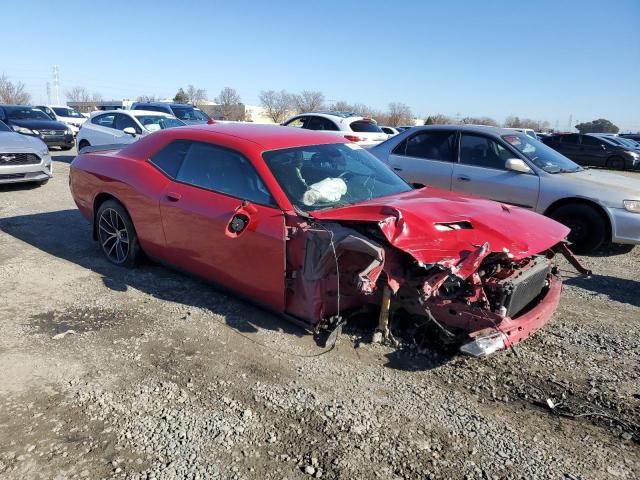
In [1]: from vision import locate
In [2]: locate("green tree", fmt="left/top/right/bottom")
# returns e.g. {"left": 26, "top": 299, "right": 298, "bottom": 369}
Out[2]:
{"left": 424, "top": 116, "right": 434, "bottom": 125}
{"left": 173, "top": 88, "right": 189, "bottom": 103}
{"left": 575, "top": 118, "right": 619, "bottom": 134}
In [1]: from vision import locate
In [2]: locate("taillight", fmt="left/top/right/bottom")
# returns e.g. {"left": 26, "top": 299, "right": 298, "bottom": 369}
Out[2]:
{"left": 207, "top": 117, "right": 215, "bottom": 125}
{"left": 344, "top": 135, "right": 362, "bottom": 142}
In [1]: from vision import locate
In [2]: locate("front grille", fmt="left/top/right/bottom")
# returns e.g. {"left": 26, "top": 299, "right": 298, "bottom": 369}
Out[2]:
{"left": 40, "top": 129, "right": 66, "bottom": 136}
{"left": 504, "top": 260, "right": 551, "bottom": 317}
{"left": 0, "top": 173, "right": 27, "bottom": 179}
{"left": 0, "top": 153, "right": 41, "bottom": 165}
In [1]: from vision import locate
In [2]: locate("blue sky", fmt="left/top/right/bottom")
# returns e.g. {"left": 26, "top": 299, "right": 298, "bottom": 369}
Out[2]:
{"left": 3, "top": 0, "right": 639, "bottom": 131}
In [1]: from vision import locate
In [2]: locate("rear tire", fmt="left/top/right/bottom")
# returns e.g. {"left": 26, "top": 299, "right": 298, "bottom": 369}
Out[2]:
{"left": 549, "top": 203, "right": 607, "bottom": 254}
{"left": 607, "top": 156, "right": 625, "bottom": 170}
{"left": 96, "top": 200, "right": 140, "bottom": 267}
{"left": 78, "top": 140, "right": 90, "bottom": 151}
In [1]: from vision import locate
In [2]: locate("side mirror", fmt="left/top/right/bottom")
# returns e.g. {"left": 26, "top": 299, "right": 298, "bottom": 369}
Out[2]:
{"left": 505, "top": 158, "right": 532, "bottom": 174}
{"left": 225, "top": 201, "right": 258, "bottom": 238}
{"left": 123, "top": 127, "right": 137, "bottom": 136}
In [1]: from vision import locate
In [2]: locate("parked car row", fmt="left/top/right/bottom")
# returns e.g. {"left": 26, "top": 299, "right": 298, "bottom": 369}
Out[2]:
{"left": 542, "top": 133, "right": 640, "bottom": 170}
{"left": 0, "top": 118, "right": 52, "bottom": 186}
{"left": 0, "top": 105, "right": 75, "bottom": 150}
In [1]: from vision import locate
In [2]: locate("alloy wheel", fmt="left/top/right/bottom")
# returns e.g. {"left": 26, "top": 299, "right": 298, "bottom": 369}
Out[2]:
{"left": 98, "top": 208, "right": 130, "bottom": 264}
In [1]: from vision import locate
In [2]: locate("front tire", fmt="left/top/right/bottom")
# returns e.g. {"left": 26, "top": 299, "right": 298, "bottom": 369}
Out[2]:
{"left": 549, "top": 203, "right": 607, "bottom": 254}
{"left": 96, "top": 200, "right": 140, "bottom": 267}
{"left": 607, "top": 156, "right": 625, "bottom": 170}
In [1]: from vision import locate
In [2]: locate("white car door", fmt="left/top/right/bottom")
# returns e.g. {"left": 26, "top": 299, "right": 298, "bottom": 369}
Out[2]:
{"left": 87, "top": 113, "right": 118, "bottom": 145}
{"left": 452, "top": 133, "right": 540, "bottom": 209}
{"left": 112, "top": 113, "right": 143, "bottom": 144}
{"left": 385, "top": 130, "right": 456, "bottom": 189}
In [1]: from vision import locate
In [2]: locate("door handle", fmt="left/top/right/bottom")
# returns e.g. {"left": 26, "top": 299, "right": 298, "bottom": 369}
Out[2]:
{"left": 457, "top": 175, "right": 471, "bottom": 182}
{"left": 393, "top": 167, "right": 403, "bottom": 172}
{"left": 167, "top": 192, "right": 182, "bottom": 202}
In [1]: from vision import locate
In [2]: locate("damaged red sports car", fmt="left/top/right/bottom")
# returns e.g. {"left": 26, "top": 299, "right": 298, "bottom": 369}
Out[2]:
{"left": 69, "top": 124, "right": 588, "bottom": 356}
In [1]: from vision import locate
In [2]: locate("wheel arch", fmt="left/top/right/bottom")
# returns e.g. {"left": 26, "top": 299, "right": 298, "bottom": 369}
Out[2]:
{"left": 544, "top": 197, "right": 612, "bottom": 242}
{"left": 92, "top": 193, "right": 127, "bottom": 240}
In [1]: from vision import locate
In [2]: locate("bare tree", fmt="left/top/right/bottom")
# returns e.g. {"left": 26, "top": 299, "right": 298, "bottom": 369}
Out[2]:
{"left": 137, "top": 95, "right": 158, "bottom": 102}
{"left": 0, "top": 74, "right": 31, "bottom": 104}
{"left": 186, "top": 84, "right": 207, "bottom": 106}
{"left": 259, "top": 90, "right": 293, "bottom": 123}
{"left": 291, "top": 90, "right": 325, "bottom": 113}
{"left": 91, "top": 92, "right": 103, "bottom": 102}
{"left": 504, "top": 116, "right": 550, "bottom": 131}
{"left": 215, "top": 87, "right": 243, "bottom": 121}
{"left": 503, "top": 115, "right": 522, "bottom": 128}
{"left": 461, "top": 116, "right": 499, "bottom": 126}
{"left": 328, "top": 100, "right": 377, "bottom": 117}
{"left": 424, "top": 113, "right": 452, "bottom": 125}
{"left": 65, "top": 86, "right": 92, "bottom": 103}
{"left": 383, "top": 102, "right": 413, "bottom": 127}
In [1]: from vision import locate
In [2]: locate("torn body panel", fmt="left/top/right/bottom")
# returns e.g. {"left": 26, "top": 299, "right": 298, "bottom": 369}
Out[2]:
{"left": 284, "top": 197, "right": 587, "bottom": 355}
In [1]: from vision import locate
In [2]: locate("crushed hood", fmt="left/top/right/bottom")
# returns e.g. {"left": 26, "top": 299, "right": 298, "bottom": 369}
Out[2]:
{"left": 311, "top": 188, "right": 569, "bottom": 266}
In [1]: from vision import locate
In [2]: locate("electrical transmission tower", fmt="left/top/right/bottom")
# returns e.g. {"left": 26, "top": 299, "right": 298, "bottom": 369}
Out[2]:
{"left": 52, "top": 65, "right": 60, "bottom": 104}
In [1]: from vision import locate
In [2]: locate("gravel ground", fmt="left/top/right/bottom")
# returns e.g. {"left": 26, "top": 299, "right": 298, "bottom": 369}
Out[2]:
{"left": 0, "top": 150, "right": 638, "bottom": 479}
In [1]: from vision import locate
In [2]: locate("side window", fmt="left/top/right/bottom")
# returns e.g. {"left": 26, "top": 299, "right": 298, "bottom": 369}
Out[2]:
{"left": 404, "top": 131, "right": 455, "bottom": 162}
{"left": 459, "top": 134, "right": 512, "bottom": 169}
{"left": 149, "top": 140, "right": 191, "bottom": 178}
{"left": 91, "top": 113, "right": 116, "bottom": 128}
{"left": 285, "top": 117, "right": 307, "bottom": 128}
{"left": 581, "top": 135, "right": 601, "bottom": 147}
{"left": 175, "top": 142, "right": 275, "bottom": 206}
{"left": 392, "top": 139, "right": 407, "bottom": 155}
{"left": 560, "top": 134, "right": 579, "bottom": 144}
{"left": 305, "top": 116, "right": 338, "bottom": 131}
{"left": 115, "top": 114, "right": 142, "bottom": 133}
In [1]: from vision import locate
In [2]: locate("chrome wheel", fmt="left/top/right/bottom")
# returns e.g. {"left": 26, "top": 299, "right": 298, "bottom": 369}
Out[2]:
{"left": 98, "top": 208, "right": 130, "bottom": 264}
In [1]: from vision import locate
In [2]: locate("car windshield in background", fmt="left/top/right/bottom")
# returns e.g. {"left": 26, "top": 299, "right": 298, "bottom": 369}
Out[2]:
{"left": 53, "top": 107, "right": 84, "bottom": 118}
{"left": 263, "top": 143, "right": 412, "bottom": 212}
{"left": 502, "top": 134, "right": 582, "bottom": 173}
{"left": 134, "top": 115, "right": 185, "bottom": 131}
{"left": 6, "top": 107, "right": 53, "bottom": 121}
{"left": 170, "top": 106, "right": 199, "bottom": 121}
{"left": 350, "top": 120, "right": 383, "bottom": 133}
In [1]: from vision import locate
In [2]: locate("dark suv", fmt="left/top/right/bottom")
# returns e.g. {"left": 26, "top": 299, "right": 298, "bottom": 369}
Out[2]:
{"left": 0, "top": 105, "right": 75, "bottom": 150}
{"left": 131, "top": 102, "right": 211, "bottom": 125}
{"left": 542, "top": 133, "right": 639, "bottom": 170}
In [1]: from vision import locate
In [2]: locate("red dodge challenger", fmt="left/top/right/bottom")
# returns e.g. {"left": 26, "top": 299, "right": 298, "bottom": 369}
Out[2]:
{"left": 69, "top": 124, "right": 589, "bottom": 356}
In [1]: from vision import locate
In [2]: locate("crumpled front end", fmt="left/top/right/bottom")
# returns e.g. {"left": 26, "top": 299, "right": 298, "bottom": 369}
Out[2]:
{"left": 284, "top": 207, "right": 588, "bottom": 356}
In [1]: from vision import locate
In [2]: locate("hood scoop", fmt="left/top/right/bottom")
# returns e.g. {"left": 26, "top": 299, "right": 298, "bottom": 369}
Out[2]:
{"left": 434, "top": 221, "right": 473, "bottom": 232}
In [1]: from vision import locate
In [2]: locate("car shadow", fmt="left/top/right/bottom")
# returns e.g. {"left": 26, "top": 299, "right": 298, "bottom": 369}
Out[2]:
{"left": 564, "top": 273, "right": 640, "bottom": 308}
{"left": 0, "top": 208, "right": 305, "bottom": 339}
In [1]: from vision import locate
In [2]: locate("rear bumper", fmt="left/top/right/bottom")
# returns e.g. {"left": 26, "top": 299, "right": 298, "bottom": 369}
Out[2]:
{"left": 609, "top": 207, "right": 640, "bottom": 245}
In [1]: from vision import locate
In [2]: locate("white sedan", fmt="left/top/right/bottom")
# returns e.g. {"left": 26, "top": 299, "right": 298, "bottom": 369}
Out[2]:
{"left": 76, "top": 110, "right": 185, "bottom": 150}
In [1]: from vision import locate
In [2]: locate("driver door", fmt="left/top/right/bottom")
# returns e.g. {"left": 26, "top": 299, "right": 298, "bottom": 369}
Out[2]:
{"left": 452, "top": 133, "right": 540, "bottom": 209}
{"left": 155, "top": 140, "right": 286, "bottom": 311}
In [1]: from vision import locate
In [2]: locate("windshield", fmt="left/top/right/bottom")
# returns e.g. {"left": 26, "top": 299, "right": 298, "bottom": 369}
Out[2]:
{"left": 611, "top": 137, "right": 638, "bottom": 148}
{"left": 6, "top": 107, "right": 53, "bottom": 121}
{"left": 263, "top": 143, "right": 412, "bottom": 211}
{"left": 170, "top": 106, "right": 200, "bottom": 121}
{"left": 502, "top": 134, "right": 582, "bottom": 173}
{"left": 52, "top": 107, "right": 84, "bottom": 118}
{"left": 134, "top": 115, "right": 185, "bottom": 131}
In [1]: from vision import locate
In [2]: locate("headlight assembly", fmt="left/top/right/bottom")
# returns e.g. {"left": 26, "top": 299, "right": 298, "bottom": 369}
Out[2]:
{"left": 623, "top": 200, "right": 640, "bottom": 213}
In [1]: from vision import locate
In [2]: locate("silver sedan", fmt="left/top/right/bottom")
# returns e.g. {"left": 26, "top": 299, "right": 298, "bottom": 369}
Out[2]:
{"left": 0, "top": 120, "right": 52, "bottom": 186}
{"left": 370, "top": 125, "right": 640, "bottom": 253}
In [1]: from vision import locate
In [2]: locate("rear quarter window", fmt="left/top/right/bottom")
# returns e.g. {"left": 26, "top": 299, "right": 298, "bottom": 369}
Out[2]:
{"left": 350, "top": 120, "right": 383, "bottom": 133}
{"left": 149, "top": 140, "right": 191, "bottom": 178}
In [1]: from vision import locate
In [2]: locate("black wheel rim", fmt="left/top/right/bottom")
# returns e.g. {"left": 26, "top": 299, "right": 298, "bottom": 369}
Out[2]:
{"left": 98, "top": 208, "right": 130, "bottom": 264}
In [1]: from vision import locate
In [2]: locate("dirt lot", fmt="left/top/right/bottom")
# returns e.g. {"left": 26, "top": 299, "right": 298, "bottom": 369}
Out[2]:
{"left": 0, "top": 150, "right": 638, "bottom": 480}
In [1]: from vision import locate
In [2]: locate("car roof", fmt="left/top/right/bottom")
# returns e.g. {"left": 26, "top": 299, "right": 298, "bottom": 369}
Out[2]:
{"left": 291, "top": 112, "right": 367, "bottom": 122}
{"left": 182, "top": 123, "right": 346, "bottom": 150}
{"left": 135, "top": 102, "right": 194, "bottom": 108}
{"left": 409, "top": 124, "right": 522, "bottom": 137}
{"left": 129, "top": 110, "right": 174, "bottom": 117}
